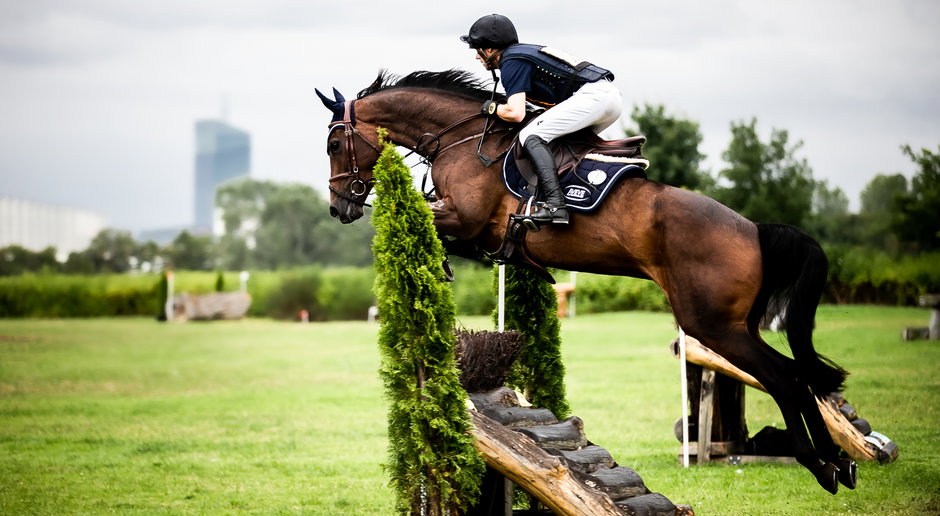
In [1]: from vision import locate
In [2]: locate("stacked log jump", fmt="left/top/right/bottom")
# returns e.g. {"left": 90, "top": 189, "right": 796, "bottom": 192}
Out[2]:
{"left": 171, "top": 292, "right": 251, "bottom": 321}
{"left": 468, "top": 388, "right": 693, "bottom": 516}
{"left": 457, "top": 330, "right": 693, "bottom": 516}
{"left": 671, "top": 335, "right": 898, "bottom": 465}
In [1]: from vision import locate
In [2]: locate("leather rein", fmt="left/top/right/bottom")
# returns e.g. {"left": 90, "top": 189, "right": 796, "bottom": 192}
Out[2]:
{"left": 327, "top": 99, "right": 509, "bottom": 207}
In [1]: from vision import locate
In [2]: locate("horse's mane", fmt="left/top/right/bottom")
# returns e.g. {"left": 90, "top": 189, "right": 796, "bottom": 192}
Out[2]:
{"left": 357, "top": 69, "right": 494, "bottom": 101}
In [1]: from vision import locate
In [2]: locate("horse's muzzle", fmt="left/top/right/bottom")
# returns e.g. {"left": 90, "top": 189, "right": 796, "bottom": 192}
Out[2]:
{"left": 330, "top": 202, "right": 363, "bottom": 224}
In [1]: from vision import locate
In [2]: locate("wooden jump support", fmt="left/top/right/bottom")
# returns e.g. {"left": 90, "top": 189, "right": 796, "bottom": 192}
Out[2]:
{"left": 457, "top": 330, "right": 693, "bottom": 516}
{"left": 468, "top": 388, "right": 693, "bottom": 516}
{"left": 671, "top": 335, "right": 898, "bottom": 465}
{"left": 902, "top": 294, "right": 940, "bottom": 341}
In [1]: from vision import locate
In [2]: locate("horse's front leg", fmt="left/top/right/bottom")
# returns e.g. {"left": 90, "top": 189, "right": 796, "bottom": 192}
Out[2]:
{"left": 429, "top": 198, "right": 489, "bottom": 263}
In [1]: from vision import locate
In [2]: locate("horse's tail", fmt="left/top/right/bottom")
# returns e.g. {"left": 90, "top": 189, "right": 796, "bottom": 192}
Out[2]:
{"left": 748, "top": 223, "right": 848, "bottom": 396}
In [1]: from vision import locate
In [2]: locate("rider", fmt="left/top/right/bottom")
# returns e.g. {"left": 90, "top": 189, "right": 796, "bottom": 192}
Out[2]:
{"left": 461, "top": 14, "right": 622, "bottom": 229}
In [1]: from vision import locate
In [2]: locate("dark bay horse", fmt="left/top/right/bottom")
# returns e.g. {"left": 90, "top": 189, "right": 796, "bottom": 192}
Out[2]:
{"left": 317, "top": 69, "right": 855, "bottom": 493}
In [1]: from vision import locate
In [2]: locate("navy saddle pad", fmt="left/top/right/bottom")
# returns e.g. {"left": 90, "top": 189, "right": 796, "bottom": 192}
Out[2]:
{"left": 501, "top": 145, "right": 648, "bottom": 213}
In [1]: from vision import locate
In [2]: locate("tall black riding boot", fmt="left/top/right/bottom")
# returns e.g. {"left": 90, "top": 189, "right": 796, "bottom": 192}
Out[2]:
{"left": 522, "top": 135, "right": 569, "bottom": 231}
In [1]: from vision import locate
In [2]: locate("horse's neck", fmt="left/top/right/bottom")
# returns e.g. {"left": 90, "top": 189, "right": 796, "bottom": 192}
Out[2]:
{"left": 358, "top": 90, "right": 479, "bottom": 150}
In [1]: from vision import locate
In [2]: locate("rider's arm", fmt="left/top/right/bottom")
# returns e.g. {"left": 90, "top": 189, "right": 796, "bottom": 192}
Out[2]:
{"left": 497, "top": 92, "right": 527, "bottom": 123}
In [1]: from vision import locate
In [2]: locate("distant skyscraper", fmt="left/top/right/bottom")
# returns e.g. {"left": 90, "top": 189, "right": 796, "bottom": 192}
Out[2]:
{"left": 194, "top": 120, "right": 250, "bottom": 235}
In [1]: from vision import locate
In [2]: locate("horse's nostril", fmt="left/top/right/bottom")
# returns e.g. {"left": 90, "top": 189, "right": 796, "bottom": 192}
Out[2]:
{"left": 329, "top": 206, "right": 339, "bottom": 218}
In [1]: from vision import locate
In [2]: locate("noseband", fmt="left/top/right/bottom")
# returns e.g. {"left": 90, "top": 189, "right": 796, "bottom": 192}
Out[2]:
{"left": 328, "top": 100, "right": 380, "bottom": 207}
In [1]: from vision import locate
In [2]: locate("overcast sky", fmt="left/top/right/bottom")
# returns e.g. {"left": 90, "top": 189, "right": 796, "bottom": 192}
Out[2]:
{"left": 1, "top": 0, "right": 938, "bottom": 234}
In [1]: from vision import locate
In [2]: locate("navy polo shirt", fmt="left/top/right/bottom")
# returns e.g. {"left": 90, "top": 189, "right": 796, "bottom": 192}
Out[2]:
{"left": 499, "top": 58, "right": 534, "bottom": 98}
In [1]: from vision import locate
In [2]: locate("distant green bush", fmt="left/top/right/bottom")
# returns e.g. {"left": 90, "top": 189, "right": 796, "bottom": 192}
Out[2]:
{"left": 571, "top": 273, "right": 670, "bottom": 314}
{"left": 0, "top": 269, "right": 377, "bottom": 320}
{"left": 0, "top": 273, "right": 160, "bottom": 318}
{"left": 825, "top": 246, "right": 940, "bottom": 305}
{"left": 450, "top": 263, "right": 497, "bottom": 316}
{"left": 263, "top": 266, "right": 377, "bottom": 321}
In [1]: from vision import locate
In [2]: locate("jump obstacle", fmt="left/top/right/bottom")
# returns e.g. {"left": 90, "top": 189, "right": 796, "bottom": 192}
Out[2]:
{"left": 457, "top": 330, "right": 694, "bottom": 516}
{"left": 902, "top": 294, "right": 940, "bottom": 341}
{"left": 671, "top": 334, "right": 898, "bottom": 466}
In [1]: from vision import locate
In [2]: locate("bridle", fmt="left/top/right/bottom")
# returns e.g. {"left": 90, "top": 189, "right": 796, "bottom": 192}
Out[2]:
{"left": 327, "top": 97, "right": 512, "bottom": 207}
{"left": 327, "top": 100, "right": 380, "bottom": 208}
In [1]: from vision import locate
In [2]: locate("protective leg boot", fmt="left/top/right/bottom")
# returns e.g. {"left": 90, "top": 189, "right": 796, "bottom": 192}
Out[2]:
{"left": 521, "top": 135, "right": 569, "bottom": 231}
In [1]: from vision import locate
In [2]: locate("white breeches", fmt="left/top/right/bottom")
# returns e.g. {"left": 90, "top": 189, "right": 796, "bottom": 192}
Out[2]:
{"left": 518, "top": 79, "right": 623, "bottom": 143}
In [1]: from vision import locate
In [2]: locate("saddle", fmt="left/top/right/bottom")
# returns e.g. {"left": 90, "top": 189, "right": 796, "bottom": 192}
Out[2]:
{"left": 502, "top": 129, "right": 649, "bottom": 212}
{"left": 490, "top": 129, "right": 650, "bottom": 282}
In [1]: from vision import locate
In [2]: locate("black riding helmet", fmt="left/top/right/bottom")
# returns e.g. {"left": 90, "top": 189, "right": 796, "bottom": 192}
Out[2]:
{"left": 460, "top": 14, "right": 518, "bottom": 49}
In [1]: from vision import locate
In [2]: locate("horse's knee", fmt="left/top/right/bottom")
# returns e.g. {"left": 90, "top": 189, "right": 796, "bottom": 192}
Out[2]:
{"left": 429, "top": 199, "right": 462, "bottom": 236}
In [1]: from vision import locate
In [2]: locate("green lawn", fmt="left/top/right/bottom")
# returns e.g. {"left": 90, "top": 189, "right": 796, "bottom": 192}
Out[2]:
{"left": 1, "top": 306, "right": 938, "bottom": 515}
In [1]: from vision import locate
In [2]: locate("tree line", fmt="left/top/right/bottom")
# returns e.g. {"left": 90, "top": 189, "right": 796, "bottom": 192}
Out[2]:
{"left": 627, "top": 105, "right": 939, "bottom": 253}
{"left": 2, "top": 105, "right": 937, "bottom": 277}
{"left": 0, "top": 181, "right": 375, "bottom": 276}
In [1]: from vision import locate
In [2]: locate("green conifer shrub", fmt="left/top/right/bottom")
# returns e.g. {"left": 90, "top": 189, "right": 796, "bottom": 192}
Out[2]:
{"left": 371, "top": 135, "right": 484, "bottom": 515}
{"left": 496, "top": 264, "right": 570, "bottom": 419}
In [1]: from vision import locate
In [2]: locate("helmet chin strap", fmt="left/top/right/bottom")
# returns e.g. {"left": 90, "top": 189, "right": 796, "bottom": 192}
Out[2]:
{"left": 477, "top": 49, "right": 504, "bottom": 71}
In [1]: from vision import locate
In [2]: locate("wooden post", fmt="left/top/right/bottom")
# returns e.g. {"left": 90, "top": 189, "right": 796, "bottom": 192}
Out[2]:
{"left": 467, "top": 467, "right": 512, "bottom": 516}
{"left": 696, "top": 368, "right": 716, "bottom": 463}
{"left": 673, "top": 335, "right": 889, "bottom": 462}
{"left": 679, "top": 327, "right": 690, "bottom": 467}
{"left": 921, "top": 294, "right": 940, "bottom": 340}
{"left": 552, "top": 282, "right": 575, "bottom": 318}
{"left": 164, "top": 271, "right": 174, "bottom": 322}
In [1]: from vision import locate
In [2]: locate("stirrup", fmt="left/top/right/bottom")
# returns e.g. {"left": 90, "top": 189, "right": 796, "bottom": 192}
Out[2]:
{"left": 516, "top": 203, "right": 569, "bottom": 232}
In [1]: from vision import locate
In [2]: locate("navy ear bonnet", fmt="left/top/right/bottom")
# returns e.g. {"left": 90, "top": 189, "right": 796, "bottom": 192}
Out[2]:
{"left": 316, "top": 88, "right": 347, "bottom": 123}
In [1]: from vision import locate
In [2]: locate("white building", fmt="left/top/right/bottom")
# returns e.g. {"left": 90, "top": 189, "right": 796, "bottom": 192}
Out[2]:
{"left": 0, "top": 196, "right": 108, "bottom": 260}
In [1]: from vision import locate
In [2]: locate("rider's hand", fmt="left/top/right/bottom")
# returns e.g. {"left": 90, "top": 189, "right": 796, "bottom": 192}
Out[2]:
{"left": 481, "top": 100, "right": 502, "bottom": 118}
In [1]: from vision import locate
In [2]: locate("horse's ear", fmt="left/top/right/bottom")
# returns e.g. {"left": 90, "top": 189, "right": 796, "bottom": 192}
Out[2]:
{"left": 316, "top": 88, "right": 345, "bottom": 121}
{"left": 332, "top": 87, "right": 346, "bottom": 104}
{"left": 316, "top": 88, "right": 337, "bottom": 110}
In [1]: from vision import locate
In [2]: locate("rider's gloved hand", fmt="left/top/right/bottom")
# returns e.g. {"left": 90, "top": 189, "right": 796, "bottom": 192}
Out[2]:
{"left": 481, "top": 100, "right": 503, "bottom": 118}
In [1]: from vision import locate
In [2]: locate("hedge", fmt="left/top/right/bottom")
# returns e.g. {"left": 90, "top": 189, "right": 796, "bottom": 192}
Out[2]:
{"left": 824, "top": 246, "right": 940, "bottom": 305}
{"left": 0, "top": 269, "right": 366, "bottom": 320}
{"left": 568, "top": 273, "right": 671, "bottom": 314}
{"left": 1, "top": 249, "right": 936, "bottom": 319}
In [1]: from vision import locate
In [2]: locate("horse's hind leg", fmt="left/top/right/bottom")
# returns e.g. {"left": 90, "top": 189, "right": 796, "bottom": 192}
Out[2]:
{"left": 695, "top": 327, "right": 842, "bottom": 494}
{"left": 796, "top": 380, "right": 858, "bottom": 489}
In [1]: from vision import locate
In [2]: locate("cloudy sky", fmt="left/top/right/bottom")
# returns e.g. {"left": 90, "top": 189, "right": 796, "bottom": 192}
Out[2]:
{"left": 1, "top": 0, "right": 938, "bottom": 234}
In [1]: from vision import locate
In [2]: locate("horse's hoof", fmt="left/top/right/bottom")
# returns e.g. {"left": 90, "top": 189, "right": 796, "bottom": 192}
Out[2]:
{"left": 815, "top": 462, "right": 839, "bottom": 494}
{"left": 441, "top": 259, "right": 455, "bottom": 282}
{"left": 837, "top": 458, "right": 857, "bottom": 490}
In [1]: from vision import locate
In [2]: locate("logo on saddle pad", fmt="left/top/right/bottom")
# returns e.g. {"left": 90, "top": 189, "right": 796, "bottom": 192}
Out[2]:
{"left": 502, "top": 135, "right": 649, "bottom": 213}
{"left": 564, "top": 185, "right": 591, "bottom": 201}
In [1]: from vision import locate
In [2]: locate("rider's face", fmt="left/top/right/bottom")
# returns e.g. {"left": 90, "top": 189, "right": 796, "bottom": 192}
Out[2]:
{"left": 474, "top": 48, "right": 498, "bottom": 69}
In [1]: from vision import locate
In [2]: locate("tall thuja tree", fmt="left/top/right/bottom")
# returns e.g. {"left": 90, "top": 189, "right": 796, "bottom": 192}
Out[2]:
{"left": 372, "top": 134, "right": 484, "bottom": 515}
{"left": 495, "top": 264, "right": 570, "bottom": 419}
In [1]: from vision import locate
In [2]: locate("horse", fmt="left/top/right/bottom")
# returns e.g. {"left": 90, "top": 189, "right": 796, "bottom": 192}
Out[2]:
{"left": 316, "top": 69, "right": 855, "bottom": 494}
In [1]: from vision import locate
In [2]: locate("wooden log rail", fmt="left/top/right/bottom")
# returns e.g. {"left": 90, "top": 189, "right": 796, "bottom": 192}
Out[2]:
{"left": 467, "top": 388, "right": 693, "bottom": 516}
{"left": 671, "top": 335, "right": 898, "bottom": 464}
{"left": 469, "top": 410, "right": 624, "bottom": 516}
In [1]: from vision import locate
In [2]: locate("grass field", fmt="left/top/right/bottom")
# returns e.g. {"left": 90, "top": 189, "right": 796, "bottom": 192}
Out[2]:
{"left": 1, "top": 306, "right": 938, "bottom": 515}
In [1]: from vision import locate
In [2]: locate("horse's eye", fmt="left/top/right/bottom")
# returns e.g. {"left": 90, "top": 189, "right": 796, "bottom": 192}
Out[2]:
{"left": 328, "top": 140, "right": 341, "bottom": 154}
